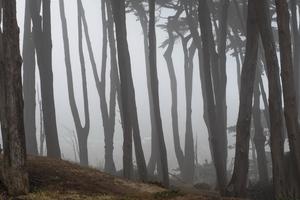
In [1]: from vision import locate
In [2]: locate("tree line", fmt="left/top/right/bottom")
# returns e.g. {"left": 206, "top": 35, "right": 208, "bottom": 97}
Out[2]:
{"left": 0, "top": 0, "right": 300, "bottom": 199}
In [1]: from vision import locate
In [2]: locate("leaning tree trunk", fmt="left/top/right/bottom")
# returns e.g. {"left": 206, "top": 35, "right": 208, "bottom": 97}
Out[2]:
{"left": 184, "top": 42, "right": 197, "bottom": 181}
{"left": 0, "top": 0, "right": 5, "bottom": 150}
{"left": 23, "top": 0, "right": 38, "bottom": 155}
{"left": 149, "top": 0, "right": 169, "bottom": 187}
{"left": 291, "top": 0, "right": 300, "bottom": 115}
{"left": 254, "top": 0, "right": 287, "bottom": 198}
{"left": 198, "top": 0, "right": 227, "bottom": 193}
{"left": 131, "top": 1, "right": 159, "bottom": 176}
{"left": 111, "top": 0, "right": 148, "bottom": 181}
{"left": 216, "top": 0, "right": 229, "bottom": 180}
{"left": 1, "top": 0, "right": 29, "bottom": 195}
{"left": 59, "top": 0, "right": 90, "bottom": 166}
{"left": 104, "top": 0, "right": 120, "bottom": 174}
{"left": 178, "top": 33, "right": 195, "bottom": 183}
{"left": 184, "top": 2, "right": 215, "bottom": 162}
{"left": 183, "top": 42, "right": 196, "bottom": 183}
{"left": 100, "top": 0, "right": 148, "bottom": 180}
{"left": 93, "top": 0, "right": 118, "bottom": 174}
{"left": 164, "top": 20, "right": 185, "bottom": 177}
{"left": 226, "top": 0, "right": 259, "bottom": 197}
{"left": 30, "top": 0, "right": 61, "bottom": 158}
{"left": 275, "top": 0, "right": 300, "bottom": 195}
{"left": 253, "top": 65, "right": 269, "bottom": 184}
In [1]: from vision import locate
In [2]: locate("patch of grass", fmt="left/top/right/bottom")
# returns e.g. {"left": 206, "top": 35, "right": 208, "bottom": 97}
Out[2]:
{"left": 147, "top": 181, "right": 164, "bottom": 188}
{"left": 17, "top": 191, "right": 116, "bottom": 200}
{"left": 153, "top": 190, "right": 183, "bottom": 199}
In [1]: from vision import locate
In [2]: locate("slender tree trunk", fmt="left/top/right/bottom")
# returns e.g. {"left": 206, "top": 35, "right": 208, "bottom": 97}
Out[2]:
{"left": 291, "top": 0, "right": 300, "bottom": 114}
{"left": 30, "top": 0, "right": 61, "bottom": 158}
{"left": 23, "top": 0, "right": 38, "bottom": 155}
{"left": 217, "top": 1, "right": 229, "bottom": 177}
{"left": 198, "top": 0, "right": 227, "bottom": 193}
{"left": 275, "top": 0, "right": 300, "bottom": 195}
{"left": 111, "top": 0, "right": 148, "bottom": 180}
{"left": 149, "top": 0, "right": 169, "bottom": 187}
{"left": 183, "top": 42, "right": 196, "bottom": 183}
{"left": 254, "top": 0, "right": 287, "bottom": 198}
{"left": 131, "top": 100, "right": 148, "bottom": 181}
{"left": 177, "top": 33, "right": 195, "bottom": 183}
{"left": 253, "top": 67, "right": 269, "bottom": 184}
{"left": 0, "top": 0, "right": 5, "bottom": 149}
{"left": 38, "top": 91, "right": 45, "bottom": 156}
{"left": 104, "top": 0, "right": 120, "bottom": 174}
{"left": 1, "top": 0, "right": 29, "bottom": 194}
{"left": 184, "top": 2, "right": 215, "bottom": 162}
{"left": 226, "top": 0, "right": 259, "bottom": 197}
{"left": 59, "top": 0, "right": 90, "bottom": 166}
{"left": 131, "top": 2, "right": 159, "bottom": 177}
{"left": 164, "top": 21, "right": 184, "bottom": 176}
{"left": 109, "top": 0, "right": 147, "bottom": 181}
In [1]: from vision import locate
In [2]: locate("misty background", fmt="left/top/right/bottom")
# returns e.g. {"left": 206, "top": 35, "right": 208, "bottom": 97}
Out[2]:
{"left": 16, "top": 0, "right": 247, "bottom": 170}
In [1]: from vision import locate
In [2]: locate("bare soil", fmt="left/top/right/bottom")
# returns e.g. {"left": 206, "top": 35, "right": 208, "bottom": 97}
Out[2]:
{"left": 0, "top": 156, "right": 247, "bottom": 200}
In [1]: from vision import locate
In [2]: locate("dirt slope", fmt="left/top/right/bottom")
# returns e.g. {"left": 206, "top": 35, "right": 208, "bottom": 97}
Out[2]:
{"left": 0, "top": 156, "right": 246, "bottom": 200}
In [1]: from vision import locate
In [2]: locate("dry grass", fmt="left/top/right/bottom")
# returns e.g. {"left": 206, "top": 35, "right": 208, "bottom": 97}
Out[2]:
{"left": 0, "top": 156, "right": 247, "bottom": 200}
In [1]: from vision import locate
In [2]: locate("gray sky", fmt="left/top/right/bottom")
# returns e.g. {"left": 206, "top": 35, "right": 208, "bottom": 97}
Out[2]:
{"left": 16, "top": 0, "right": 248, "bottom": 171}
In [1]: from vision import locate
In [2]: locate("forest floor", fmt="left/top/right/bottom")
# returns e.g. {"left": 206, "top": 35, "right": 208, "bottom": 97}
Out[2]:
{"left": 0, "top": 156, "right": 247, "bottom": 200}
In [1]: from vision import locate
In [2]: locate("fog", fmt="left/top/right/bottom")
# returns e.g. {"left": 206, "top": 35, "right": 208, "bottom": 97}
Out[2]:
{"left": 16, "top": 0, "right": 244, "bottom": 170}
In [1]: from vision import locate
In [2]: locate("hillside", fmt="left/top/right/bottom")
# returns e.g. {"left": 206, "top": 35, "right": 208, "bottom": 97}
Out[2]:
{"left": 0, "top": 156, "right": 245, "bottom": 200}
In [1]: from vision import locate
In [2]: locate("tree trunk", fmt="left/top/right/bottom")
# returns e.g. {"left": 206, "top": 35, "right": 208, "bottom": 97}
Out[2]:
{"left": 275, "top": 0, "right": 300, "bottom": 196}
{"left": 177, "top": 33, "right": 196, "bottom": 183}
{"left": 1, "top": 0, "right": 29, "bottom": 194}
{"left": 149, "top": 0, "right": 169, "bottom": 187}
{"left": 164, "top": 21, "right": 184, "bottom": 177}
{"left": 111, "top": 0, "right": 148, "bottom": 181}
{"left": 198, "top": 0, "right": 227, "bottom": 193}
{"left": 38, "top": 91, "right": 45, "bottom": 156}
{"left": 23, "top": 0, "right": 38, "bottom": 155}
{"left": 253, "top": 66, "right": 269, "bottom": 184}
{"left": 59, "top": 0, "right": 90, "bottom": 166}
{"left": 254, "top": 0, "right": 287, "bottom": 198}
{"left": 226, "top": 0, "right": 259, "bottom": 197}
{"left": 217, "top": 1, "right": 229, "bottom": 178}
{"left": 290, "top": 0, "right": 300, "bottom": 115}
{"left": 103, "top": 0, "right": 119, "bottom": 174}
{"left": 30, "top": 0, "right": 61, "bottom": 158}
{"left": 131, "top": 1, "right": 159, "bottom": 177}
{"left": 183, "top": 42, "right": 196, "bottom": 183}
{"left": 184, "top": 2, "right": 215, "bottom": 163}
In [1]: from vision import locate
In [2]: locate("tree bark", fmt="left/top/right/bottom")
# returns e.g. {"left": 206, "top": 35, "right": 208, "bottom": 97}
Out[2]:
{"left": 149, "top": 0, "right": 169, "bottom": 187}
{"left": 226, "top": 0, "right": 259, "bottom": 197}
{"left": 198, "top": 0, "right": 228, "bottom": 193}
{"left": 103, "top": 0, "right": 119, "bottom": 174}
{"left": 164, "top": 19, "right": 184, "bottom": 178}
{"left": 131, "top": 1, "right": 159, "bottom": 177}
{"left": 290, "top": 0, "right": 300, "bottom": 114}
{"left": 59, "top": 0, "right": 90, "bottom": 166}
{"left": 254, "top": 0, "right": 287, "bottom": 198}
{"left": 23, "top": 0, "right": 38, "bottom": 155}
{"left": 1, "top": 0, "right": 29, "bottom": 194}
{"left": 30, "top": 0, "right": 61, "bottom": 158}
{"left": 183, "top": 40, "right": 196, "bottom": 183}
{"left": 176, "top": 32, "right": 196, "bottom": 183}
{"left": 184, "top": 1, "right": 215, "bottom": 163}
{"left": 111, "top": 0, "right": 148, "bottom": 181}
{"left": 253, "top": 66, "right": 269, "bottom": 184}
{"left": 275, "top": 0, "right": 300, "bottom": 195}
